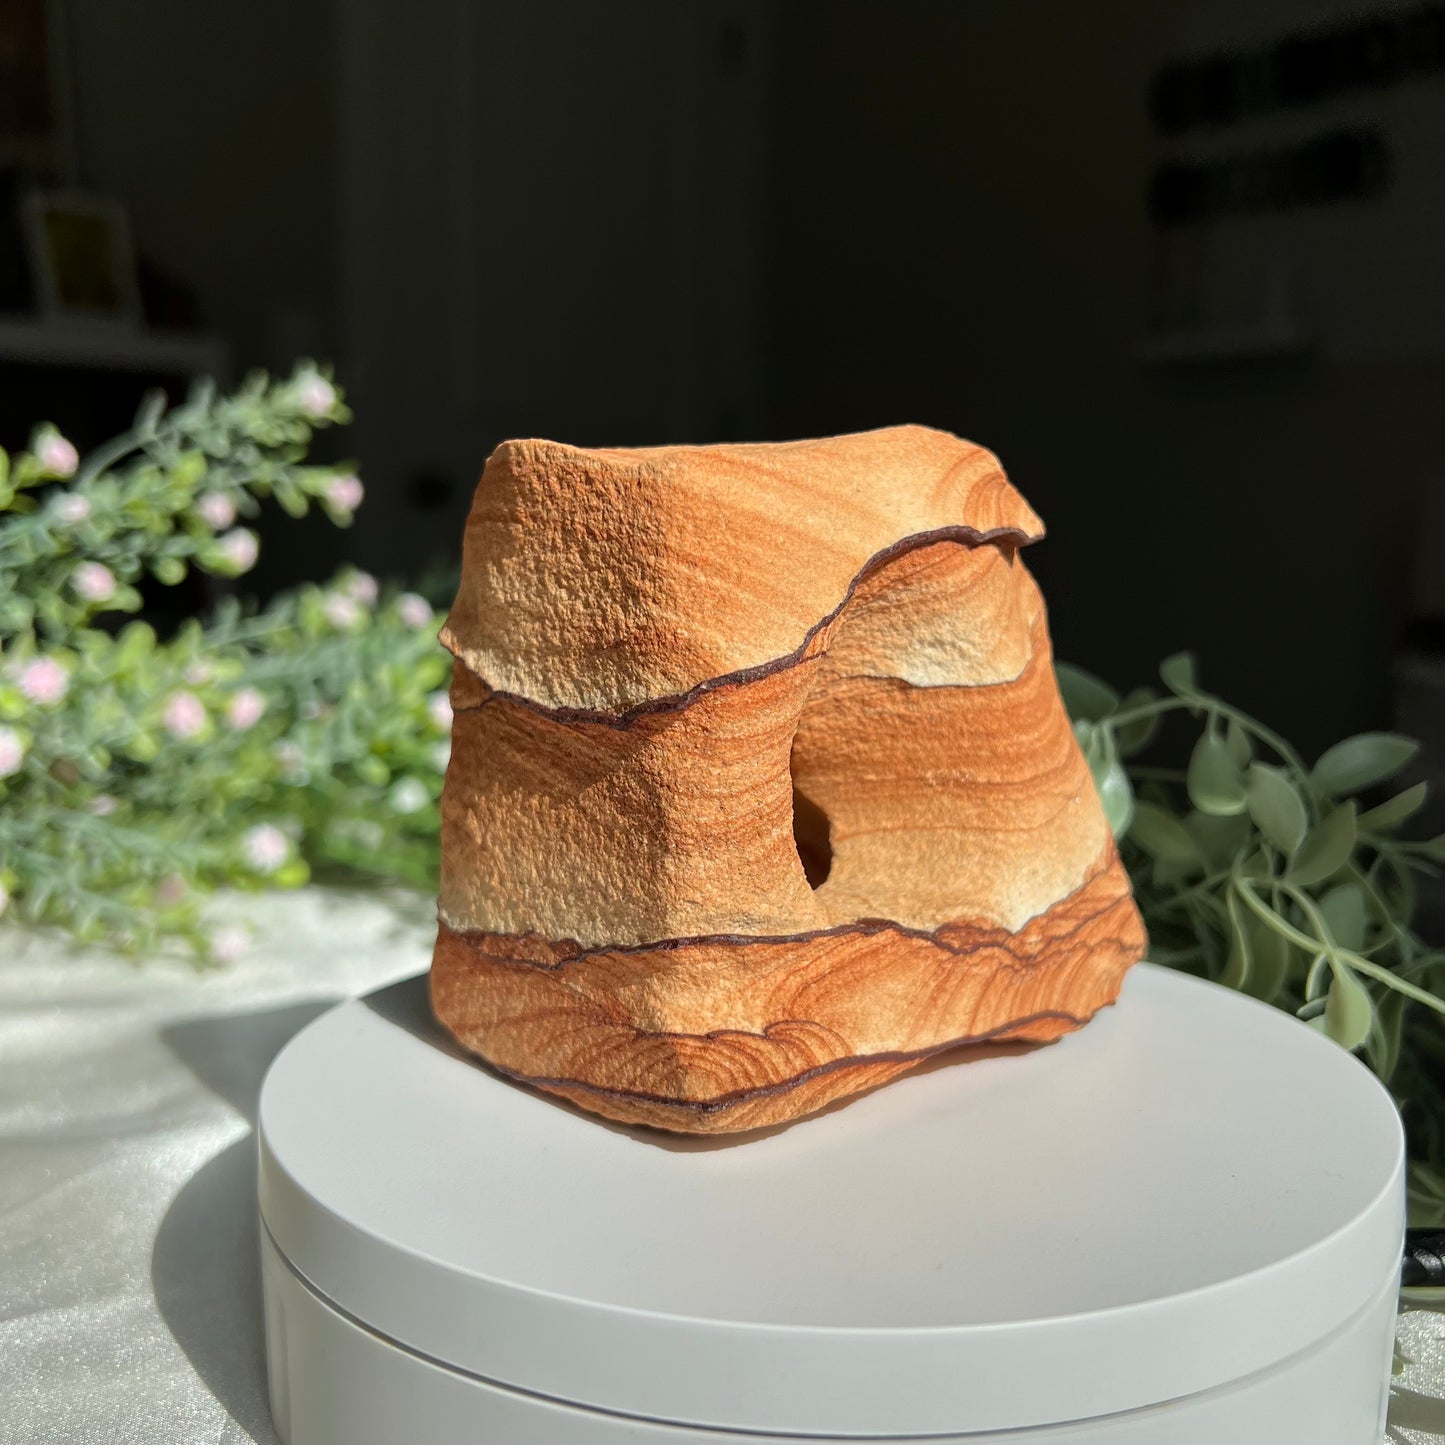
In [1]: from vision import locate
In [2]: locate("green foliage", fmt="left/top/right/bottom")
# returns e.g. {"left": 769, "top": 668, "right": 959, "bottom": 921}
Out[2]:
{"left": 1063, "top": 653, "right": 1445, "bottom": 1194}
{"left": 0, "top": 365, "right": 449, "bottom": 962}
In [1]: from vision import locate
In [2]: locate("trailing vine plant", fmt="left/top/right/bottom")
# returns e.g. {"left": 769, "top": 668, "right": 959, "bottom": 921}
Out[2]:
{"left": 1060, "top": 660, "right": 1445, "bottom": 1213}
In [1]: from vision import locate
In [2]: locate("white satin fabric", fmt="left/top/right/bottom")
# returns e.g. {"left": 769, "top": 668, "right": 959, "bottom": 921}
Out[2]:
{"left": 0, "top": 887, "right": 1441, "bottom": 1443}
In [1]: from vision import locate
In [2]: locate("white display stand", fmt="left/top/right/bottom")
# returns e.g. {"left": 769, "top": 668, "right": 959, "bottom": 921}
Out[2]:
{"left": 259, "top": 964, "right": 1405, "bottom": 1443}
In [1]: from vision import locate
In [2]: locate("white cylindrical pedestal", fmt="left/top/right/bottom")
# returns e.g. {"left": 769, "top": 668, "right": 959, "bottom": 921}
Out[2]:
{"left": 259, "top": 964, "right": 1404, "bottom": 1443}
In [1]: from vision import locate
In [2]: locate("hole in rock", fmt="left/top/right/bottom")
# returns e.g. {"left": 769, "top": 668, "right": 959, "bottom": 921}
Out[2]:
{"left": 790, "top": 764, "right": 833, "bottom": 890}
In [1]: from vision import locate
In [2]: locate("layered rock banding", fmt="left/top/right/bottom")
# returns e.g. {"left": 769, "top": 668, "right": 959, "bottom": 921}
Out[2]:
{"left": 431, "top": 425, "right": 1147, "bottom": 1133}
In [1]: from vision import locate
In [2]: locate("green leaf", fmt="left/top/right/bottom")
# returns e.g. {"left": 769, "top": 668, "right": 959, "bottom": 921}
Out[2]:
{"left": 1115, "top": 687, "right": 1162, "bottom": 756}
{"left": 1304, "top": 951, "right": 1331, "bottom": 1000}
{"left": 1224, "top": 719, "right": 1252, "bottom": 769}
{"left": 1316, "top": 880, "right": 1366, "bottom": 952}
{"left": 1288, "top": 803, "right": 1357, "bottom": 888}
{"left": 1056, "top": 663, "right": 1120, "bottom": 723}
{"left": 1097, "top": 759, "right": 1135, "bottom": 839}
{"left": 1159, "top": 651, "right": 1198, "bottom": 696}
{"left": 1128, "top": 801, "right": 1201, "bottom": 864}
{"left": 1245, "top": 763, "right": 1308, "bottom": 855}
{"left": 1184, "top": 809, "right": 1251, "bottom": 870}
{"left": 1220, "top": 889, "right": 1250, "bottom": 990}
{"left": 1187, "top": 730, "right": 1247, "bottom": 816}
{"left": 1323, "top": 964, "right": 1373, "bottom": 1051}
{"left": 1310, "top": 732, "right": 1419, "bottom": 798}
{"left": 1357, "top": 782, "right": 1428, "bottom": 833}
{"left": 1235, "top": 900, "right": 1293, "bottom": 1003}
{"left": 1367, "top": 989, "right": 1406, "bottom": 1082}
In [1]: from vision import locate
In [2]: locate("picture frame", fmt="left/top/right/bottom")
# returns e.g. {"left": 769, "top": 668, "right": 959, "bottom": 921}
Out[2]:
{"left": 21, "top": 189, "right": 140, "bottom": 325}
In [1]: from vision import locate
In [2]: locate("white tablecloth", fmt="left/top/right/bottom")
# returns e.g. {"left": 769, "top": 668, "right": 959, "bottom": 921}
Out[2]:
{"left": 1, "top": 887, "right": 1443, "bottom": 1443}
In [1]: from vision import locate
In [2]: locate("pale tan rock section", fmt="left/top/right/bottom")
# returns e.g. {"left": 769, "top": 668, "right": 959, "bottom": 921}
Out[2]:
{"left": 432, "top": 426, "right": 1146, "bottom": 1133}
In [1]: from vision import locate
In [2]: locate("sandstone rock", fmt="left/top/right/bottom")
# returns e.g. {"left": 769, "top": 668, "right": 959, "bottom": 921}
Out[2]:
{"left": 432, "top": 425, "right": 1146, "bottom": 1133}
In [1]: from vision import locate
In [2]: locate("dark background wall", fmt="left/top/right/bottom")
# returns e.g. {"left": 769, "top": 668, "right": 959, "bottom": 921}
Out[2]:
{"left": 6, "top": 0, "right": 1443, "bottom": 762}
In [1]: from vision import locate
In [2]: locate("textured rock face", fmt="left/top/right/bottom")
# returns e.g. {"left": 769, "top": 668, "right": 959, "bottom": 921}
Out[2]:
{"left": 431, "top": 426, "right": 1147, "bottom": 1133}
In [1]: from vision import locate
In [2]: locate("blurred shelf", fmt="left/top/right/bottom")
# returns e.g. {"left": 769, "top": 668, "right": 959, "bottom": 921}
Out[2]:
{"left": 0, "top": 317, "right": 229, "bottom": 379}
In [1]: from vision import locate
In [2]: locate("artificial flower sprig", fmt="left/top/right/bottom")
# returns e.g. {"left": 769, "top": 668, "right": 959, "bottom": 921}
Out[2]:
{"left": 0, "top": 366, "right": 451, "bottom": 960}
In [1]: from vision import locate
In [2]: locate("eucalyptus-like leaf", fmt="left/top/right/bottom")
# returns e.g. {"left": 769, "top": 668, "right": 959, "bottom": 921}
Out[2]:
{"left": 1115, "top": 687, "right": 1162, "bottom": 756}
{"left": 1368, "top": 989, "right": 1406, "bottom": 1083}
{"left": 1159, "top": 651, "right": 1198, "bottom": 696}
{"left": 1288, "top": 803, "right": 1357, "bottom": 888}
{"left": 1305, "top": 951, "right": 1331, "bottom": 1001}
{"left": 1317, "top": 880, "right": 1367, "bottom": 952}
{"left": 1096, "top": 758, "right": 1135, "bottom": 839}
{"left": 1187, "top": 730, "right": 1247, "bottom": 816}
{"left": 1224, "top": 718, "right": 1252, "bottom": 769}
{"left": 1245, "top": 763, "right": 1308, "bottom": 855}
{"left": 1357, "top": 782, "right": 1428, "bottom": 833}
{"left": 1128, "top": 801, "right": 1201, "bottom": 864}
{"left": 1220, "top": 889, "right": 1250, "bottom": 991}
{"left": 1323, "top": 964, "right": 1374, "bottom": 1051}
{"left": 1056, "top": 663, "right": 1120, "bottom": 723}
{"left": 1310, "top": 732, "right": 1420, "bottom": 798}
{"left": 1184, "top": 809, "right": 1252, "bottom": 870}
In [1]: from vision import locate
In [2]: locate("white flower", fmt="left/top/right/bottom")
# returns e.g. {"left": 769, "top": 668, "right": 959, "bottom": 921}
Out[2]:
{"left": 226, "top": 687, "right": 266, "bottom": 730}
{"left": 216, "top": 528, "right": 259, "bottom": 574}
{"left": 209, "top": 923, "right": 252, "bottom": 963}
{"left": 196, "top": 491, "right": 237, "bottom": 530}
{"left": 324, "top": 473, "right": 364, "bottom": 512}
{"left": 72, "top": 562, "right": 116, "bottom": 604}
{"left": 162, "top": 691, "right": 208, "bottom": 740}
{"left": 429, "top": 740, "right": 451, "bottom": 774}
{"left": 389, "top": 777, "right": 429, "bottom": 814}
{"left": 397, "top": 592, "right": 432, "bottom": 629}
{"left": 241, "top": 823, "right": 290, "bottom": 873}
{"left": 426, "top": 691, "right": 453, "bottom": 732}
{"left": 297, "top": 375, "right": 337, "bottom": 418}
{"left": 51, "top": 492, "right": 90, "bottom": 524}
{"left": 321, "top": 592, "right": 362, "bottom": 630}
{"left": 0, "top": 725, "right": 26, "bottom": 777}
{"left": 37, "top": 432, "right": 79, "bottom": 478}
{"left": 17, "top": 656, "right": 69, "bottom": 705}
{"left": 89, "top": 794, "right": 117, "bottom": 816}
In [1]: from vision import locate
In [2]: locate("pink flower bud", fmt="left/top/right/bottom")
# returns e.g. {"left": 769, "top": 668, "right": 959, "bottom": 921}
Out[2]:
{"left": 162, "top": 691, "right": 208, "bottom": 740}
{"left": 321, "top": 592, "right": 362, "bottom": 630}
{"left": 344, "top": 570, "right": 379, "bottom": 606}
{"left": 72, "top": 562, "right": 116, "bottom": 604}
{"left": 37, "top": 432, "right": 79, "bottom": 478}
{"left": 17, "top": 657, "right": 69, "bottom": 705}
{"left": 397, "top": 593, "right": 432, "bottom": 629}
{"left": 226, "top": 687, "right": 266, "bottom": 730}
{"left": 241, "top": 823, "right": 290, "bottom": 872}
{"left": 0, "top": 725, "right": 26, "bottom": 777}
{"left": 196, "top": 492, "right": 237, "bottom": 530}
{"left": 427, "top": 691, "right": 453, "bottom": 731}
{"left": 297, "top": 375, "right": 337, "bottom": 417}
{"left": 325, "top": 473, "right": 364, "bottom": 512}
{"left": 216, "top": 529, "right": 259, "bottom": 574}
